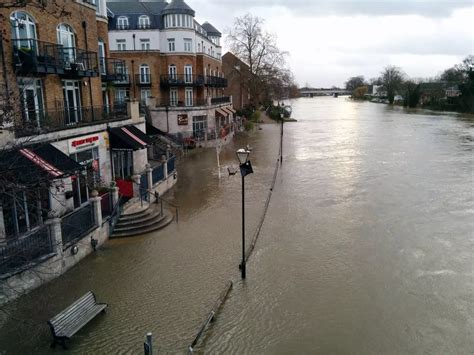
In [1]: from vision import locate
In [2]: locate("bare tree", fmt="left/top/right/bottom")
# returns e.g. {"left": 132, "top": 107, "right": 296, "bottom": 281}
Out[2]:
{"left": 226, "top": 14, "right": 290, "bottom": 105}
{"left": 380, "top": 66, "right": 405, "bottom": 104}
{"left": 345, "top": 76, "right": 366, "bottom": 91}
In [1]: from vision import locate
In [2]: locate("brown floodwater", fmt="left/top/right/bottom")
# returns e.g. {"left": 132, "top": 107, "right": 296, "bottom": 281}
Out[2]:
{"left": 0, "top": 97, "right": 473, "bottom": 354}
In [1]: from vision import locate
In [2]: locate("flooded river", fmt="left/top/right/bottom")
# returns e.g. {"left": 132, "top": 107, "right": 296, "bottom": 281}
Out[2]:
{"left": 1, "top": 97, "right": 473, "bottom": 354}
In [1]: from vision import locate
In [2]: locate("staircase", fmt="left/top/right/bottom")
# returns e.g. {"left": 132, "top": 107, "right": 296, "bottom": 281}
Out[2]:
{"left": 110, "top": 203, "right": 174, "bottom": 238}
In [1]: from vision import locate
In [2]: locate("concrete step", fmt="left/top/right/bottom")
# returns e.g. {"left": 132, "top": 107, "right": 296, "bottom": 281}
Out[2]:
{"left": 116, "top": 208, "right": 164, "bottom": 228}
{"left": 119, "top": 206, "right": 153, "bottom": 221}
{"left": 111, "top": 212, "right": 174, "bottom": 238}
{"left": 114, "top": 212, "right": 167, "bottom": 232}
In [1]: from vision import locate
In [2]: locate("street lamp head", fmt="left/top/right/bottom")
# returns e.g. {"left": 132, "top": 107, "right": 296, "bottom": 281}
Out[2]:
{"left": 236, "top": 148, "right": 250, "bottom": 165}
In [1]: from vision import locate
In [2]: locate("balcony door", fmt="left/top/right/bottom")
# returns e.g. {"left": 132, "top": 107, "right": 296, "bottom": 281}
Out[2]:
{"left": 62, "top": 80, "right": 81, "bottom": 125}
{"left": 57, "top": 24, "right": 76, "bottom": 67}
{"left": 184, "top": 65, "right": 192, "bottom": 84}
{"left": 98, "top": 40, "right": 106, "bottom": 75}
{"left": 18, "top": 78, "right": 44, "bottom": 129}
{"left": 140, "top": 64, "right": 150, "bottom": 84}
{"left": 168, "top": 65, "right": 177, "bottom": 81}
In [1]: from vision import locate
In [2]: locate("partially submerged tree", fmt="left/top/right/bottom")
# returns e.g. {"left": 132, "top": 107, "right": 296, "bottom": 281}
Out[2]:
{"left": 380, "top": 66, "right": 405, "bottom": 104}
{"left": 345, "top": 76, "right": 366, "bottom": 92}
{"left": 403, "top": 80, "right": 422, "bottom": 108}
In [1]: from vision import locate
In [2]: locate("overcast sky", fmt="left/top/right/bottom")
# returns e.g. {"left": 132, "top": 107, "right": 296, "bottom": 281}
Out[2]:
{"left": 190, "top": 0, "right": 473, "bottom": 87}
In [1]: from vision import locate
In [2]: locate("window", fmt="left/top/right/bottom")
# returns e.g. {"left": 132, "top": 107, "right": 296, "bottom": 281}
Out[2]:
{"left": 116, "top": 39, "right": 126, "bottom": 51}
{"left": 115, "top": 63, "right": 128, "bottom": 83}
{"left": 98, "top": 39, "right": 106, "bottom": 74}
{"left": 117, "top": 16, "right": 129, "bottom": 30}
{"left": 170, "top": 88, "right": 178, "bottom": 106}
{"left": 17, "top": 78, "right": 44, "bottom": 129}
{"left": 115, "top": 88, "right": 129, "bottom": 103}
{"left": 140, "top": 39, "right": 150, "bottom": 51}
{"left": 168, "top": 65, "right": 177, "bottom": 80}
{"left": 139, "top": 64, "right": 150, "bottom": 84}
{"left": 141, "top": 89, "right": 151, "bottom": 106}
{"left": 57, "top": 24, "right": 76, "bottom": 66}
{"left": 171, "top": 15, "right": 176, "bottom": 27}
{"left": 62, "top": 80, "right": 82, "bottom": 125}
{"left": 10, "top": 11, "right": 37, "bottom": 48}
{"left": 193, "top": 115, "right": 207, "bottom": 140}
{"left": 185, "top": 87, "right": 193, "bottom": 107}
{"left": 112, "top": 150, "right": 133, "bottom": 180}
{"left": 168, "top": 38, "right": 175, "bottom": 52}
{"left": 184, "top": 65, "right": 192, "bottom": 83}
{"left": 184, "top": 39, "right": 192, "bottom": 52}
{"left": 138, "top": 15, "right": 150, "bottom": 29}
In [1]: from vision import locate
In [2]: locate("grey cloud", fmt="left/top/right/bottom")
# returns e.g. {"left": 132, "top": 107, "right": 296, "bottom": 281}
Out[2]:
{"left": 196, "top": 0, "right": 472, "bottom": 18}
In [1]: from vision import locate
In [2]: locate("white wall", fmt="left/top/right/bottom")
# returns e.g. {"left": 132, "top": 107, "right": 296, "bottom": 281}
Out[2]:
{"left": 109, "top": 30, "right": 161, "bottom": 51}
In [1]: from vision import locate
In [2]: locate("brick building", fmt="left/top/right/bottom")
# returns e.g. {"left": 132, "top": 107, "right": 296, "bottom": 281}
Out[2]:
{"left": 107, "top": 0, "right": 236, "bottom": 146}
{"left": 0, "top": 1, "right": 176, "bottom": 255}
{"left": 222, "top": 52, "right": 250, "bottom": 110}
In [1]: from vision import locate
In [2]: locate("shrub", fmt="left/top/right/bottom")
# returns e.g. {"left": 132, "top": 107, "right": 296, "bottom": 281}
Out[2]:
{"left": 244, "top": 121, "right": 254, "bottom": 131}
{"left": 250, "top": 110, "right": 261, "bottom": 121}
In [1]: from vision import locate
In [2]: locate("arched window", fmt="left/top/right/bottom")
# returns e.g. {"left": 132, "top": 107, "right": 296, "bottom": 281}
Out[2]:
{"left": 57, "top": 24, "right": 76, "bottom": 64}
{"left": 10, "top": 11, "right": 37, "bottom": 49}
{"left": 138, "top": 15, "right": 150, "bottom": 29}
{"left": 139, "top": 64, "right": 150, "bottom": 84}
{"left": 117, "top": 16, "right": 129, "bottom": 30}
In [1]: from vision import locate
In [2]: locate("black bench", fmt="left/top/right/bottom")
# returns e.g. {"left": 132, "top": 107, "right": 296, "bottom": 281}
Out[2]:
{"left": 48, "top": 291, "right": 107, "bottom": 349}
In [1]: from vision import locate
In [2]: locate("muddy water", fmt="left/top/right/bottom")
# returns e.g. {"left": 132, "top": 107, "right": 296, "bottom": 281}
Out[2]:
{"left": 0, "top": 97, "right": 473, "bottom": 354}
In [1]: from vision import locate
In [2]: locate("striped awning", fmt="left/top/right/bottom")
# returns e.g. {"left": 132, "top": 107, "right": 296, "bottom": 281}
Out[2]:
{"left": 222, "top": 107, "right": 234, "bottom": 115}
{"left": 109, "top": 125, "right": 154, "bottom": 151}
{"left": 215, "top": 108, "right": 228, "bottom": 117}
{"left": 0, "top": 144, "right": 82, "bottom": 183}
{"left": 227, "top": 106, "right": 236, "bottom": 113}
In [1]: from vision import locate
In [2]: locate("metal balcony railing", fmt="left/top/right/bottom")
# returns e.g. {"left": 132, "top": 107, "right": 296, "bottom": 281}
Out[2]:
{"left": 15, "top": 104, "right": 129, "bottom": 138}
{"left": 12, "top": 38, "right": 64, "bottom": 74}
{"left": 100, "top": 58, "right": 127, "bottom": 81}
{"left": 113, "top": 74, "right": 130, "bottom": 86}
{"left": 211, "top": 96, "right": 231, "bottom": 105}
{"left": 158, "top": 99, "right": 208, "bottom": 108}
{"left": 59, "top": 47, "right": 99, "bottom": 76}
{"left": 206, "top": 76, "right": 228, "bottom": 87}
{"left": 160, "top": 74, "right": 205, "bottom": 88}
{"left": 135, "top": 74, "right": 152, "bottom": 86}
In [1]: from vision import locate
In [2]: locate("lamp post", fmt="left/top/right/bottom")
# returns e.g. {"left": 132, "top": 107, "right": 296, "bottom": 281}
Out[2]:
{"left": 280, "top": 112, "right": 284, "bottom": 165}
{"left": 236, "top": 148, "right": 253, "bottom": 279}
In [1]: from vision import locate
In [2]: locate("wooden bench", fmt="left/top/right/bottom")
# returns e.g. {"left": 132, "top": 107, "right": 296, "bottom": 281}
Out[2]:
{"left": 48, "top": 291, "right": 108, "bottom": 349}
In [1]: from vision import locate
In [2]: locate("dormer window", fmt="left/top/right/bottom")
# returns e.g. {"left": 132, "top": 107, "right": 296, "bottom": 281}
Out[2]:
{"left": 117, "top": 16, "right": 129, "bottom": 30}
{"left": 138, "top": 15, "right": 150, "bottom": 29}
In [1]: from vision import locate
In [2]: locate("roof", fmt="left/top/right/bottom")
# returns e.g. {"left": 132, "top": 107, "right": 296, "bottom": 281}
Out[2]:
{"left": 109, "top": 125, "right": 154, "bottom": 151}
{"left": 202, "top": 22, "right": 221, "bottom": 36}
{"left": 107, "top": 1, "right": 168, "bottom": 30}
{"left": 162, "top": 0, "right": 195, "bottom": 16}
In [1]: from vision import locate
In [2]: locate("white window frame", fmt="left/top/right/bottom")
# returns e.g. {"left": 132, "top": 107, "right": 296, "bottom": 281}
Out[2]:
{"left": 117, "top": 16, "right": 129, "bottom": 30}
{"left": 168, "top": 38, "right": 175, "bottom": 52}
{"left": 116, "top": 39, "right": 126, "bottom": 51}
{"left": 184, "top": 65, "right": 192, "bottom": 84}
{"left": 139, "top": 64, "right": 150, "bottom": 84}
{"left": 140, "top": 38, "right": 150, "bottom": 51}
{"left": 185, "top": 87, "right": 193, "bottom": 107}
{"left": 170, "top": 88, "right": 178, "bottom": 106}
{"left": 184, "top": 38, "right": 192, "bottom": 52}
{"left": 138, "top": 15, "right": 150, "bottom": 29}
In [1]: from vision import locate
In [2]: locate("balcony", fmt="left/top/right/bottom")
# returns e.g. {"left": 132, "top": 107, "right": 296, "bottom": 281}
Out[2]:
{"left": 12, "top": 39, "right": 65, "bottom": 75}
{"left": 59, "top": 47, "right": 99, "bottom": 77}
{"left": 15, "top": 104, "right": 129, "bottom": 138}
{"left": 160, "top": 74, "right": 205, "bottom": 88}
{"left": 211, "top": 96, "right": 231, "bottom": 105}
{"left": 157, "top": 99, "right": 208, "bottom": 108}
{"left": 135, "top": 74, "right": 152, "bottom": 87}
{"left": 113, "top": 74, "right": 130, "bottom": 86}
{"left": 206, "top": 76, "right": 228, "bottom": 88}
{"left": 100, "top": 58, "right": 127, "bottom": 81}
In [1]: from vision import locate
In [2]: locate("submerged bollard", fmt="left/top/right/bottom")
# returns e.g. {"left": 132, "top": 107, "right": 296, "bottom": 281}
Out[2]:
{"left": 144, "top": 332, "right": 153, "bottom": 355}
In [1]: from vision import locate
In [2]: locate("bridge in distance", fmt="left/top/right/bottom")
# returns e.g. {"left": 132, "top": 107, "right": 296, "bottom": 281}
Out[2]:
{"left": 300, "top": 87, "right": 351, "bottom": 97}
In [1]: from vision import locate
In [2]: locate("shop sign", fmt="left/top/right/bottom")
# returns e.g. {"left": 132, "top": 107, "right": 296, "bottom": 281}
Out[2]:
{"left": 177, "top": 114, "right": 188, "bottom": 126}
{"left": 69, "top": 134, "right": 100, "bottom": 153}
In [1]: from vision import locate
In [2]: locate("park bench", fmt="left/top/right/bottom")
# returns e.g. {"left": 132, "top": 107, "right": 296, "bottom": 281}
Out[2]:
{"left": 47, "top": 291, "right": 108, "bottom": 349}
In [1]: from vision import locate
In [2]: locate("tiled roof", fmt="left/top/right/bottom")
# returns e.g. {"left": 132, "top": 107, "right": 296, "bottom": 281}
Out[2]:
{"left": 202, "top": 22, "right": 221, "bottom": 36}
{"left": 162, "top": 0, "right": 195, "bottom": 16}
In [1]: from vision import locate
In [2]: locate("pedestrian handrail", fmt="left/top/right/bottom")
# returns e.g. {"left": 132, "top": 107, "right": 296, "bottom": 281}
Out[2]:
{"left": 187, "top": 281, "right": 233, "bottom": 354}
{"left": 108, "top": 196, "right": 124, "bottom": 236}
